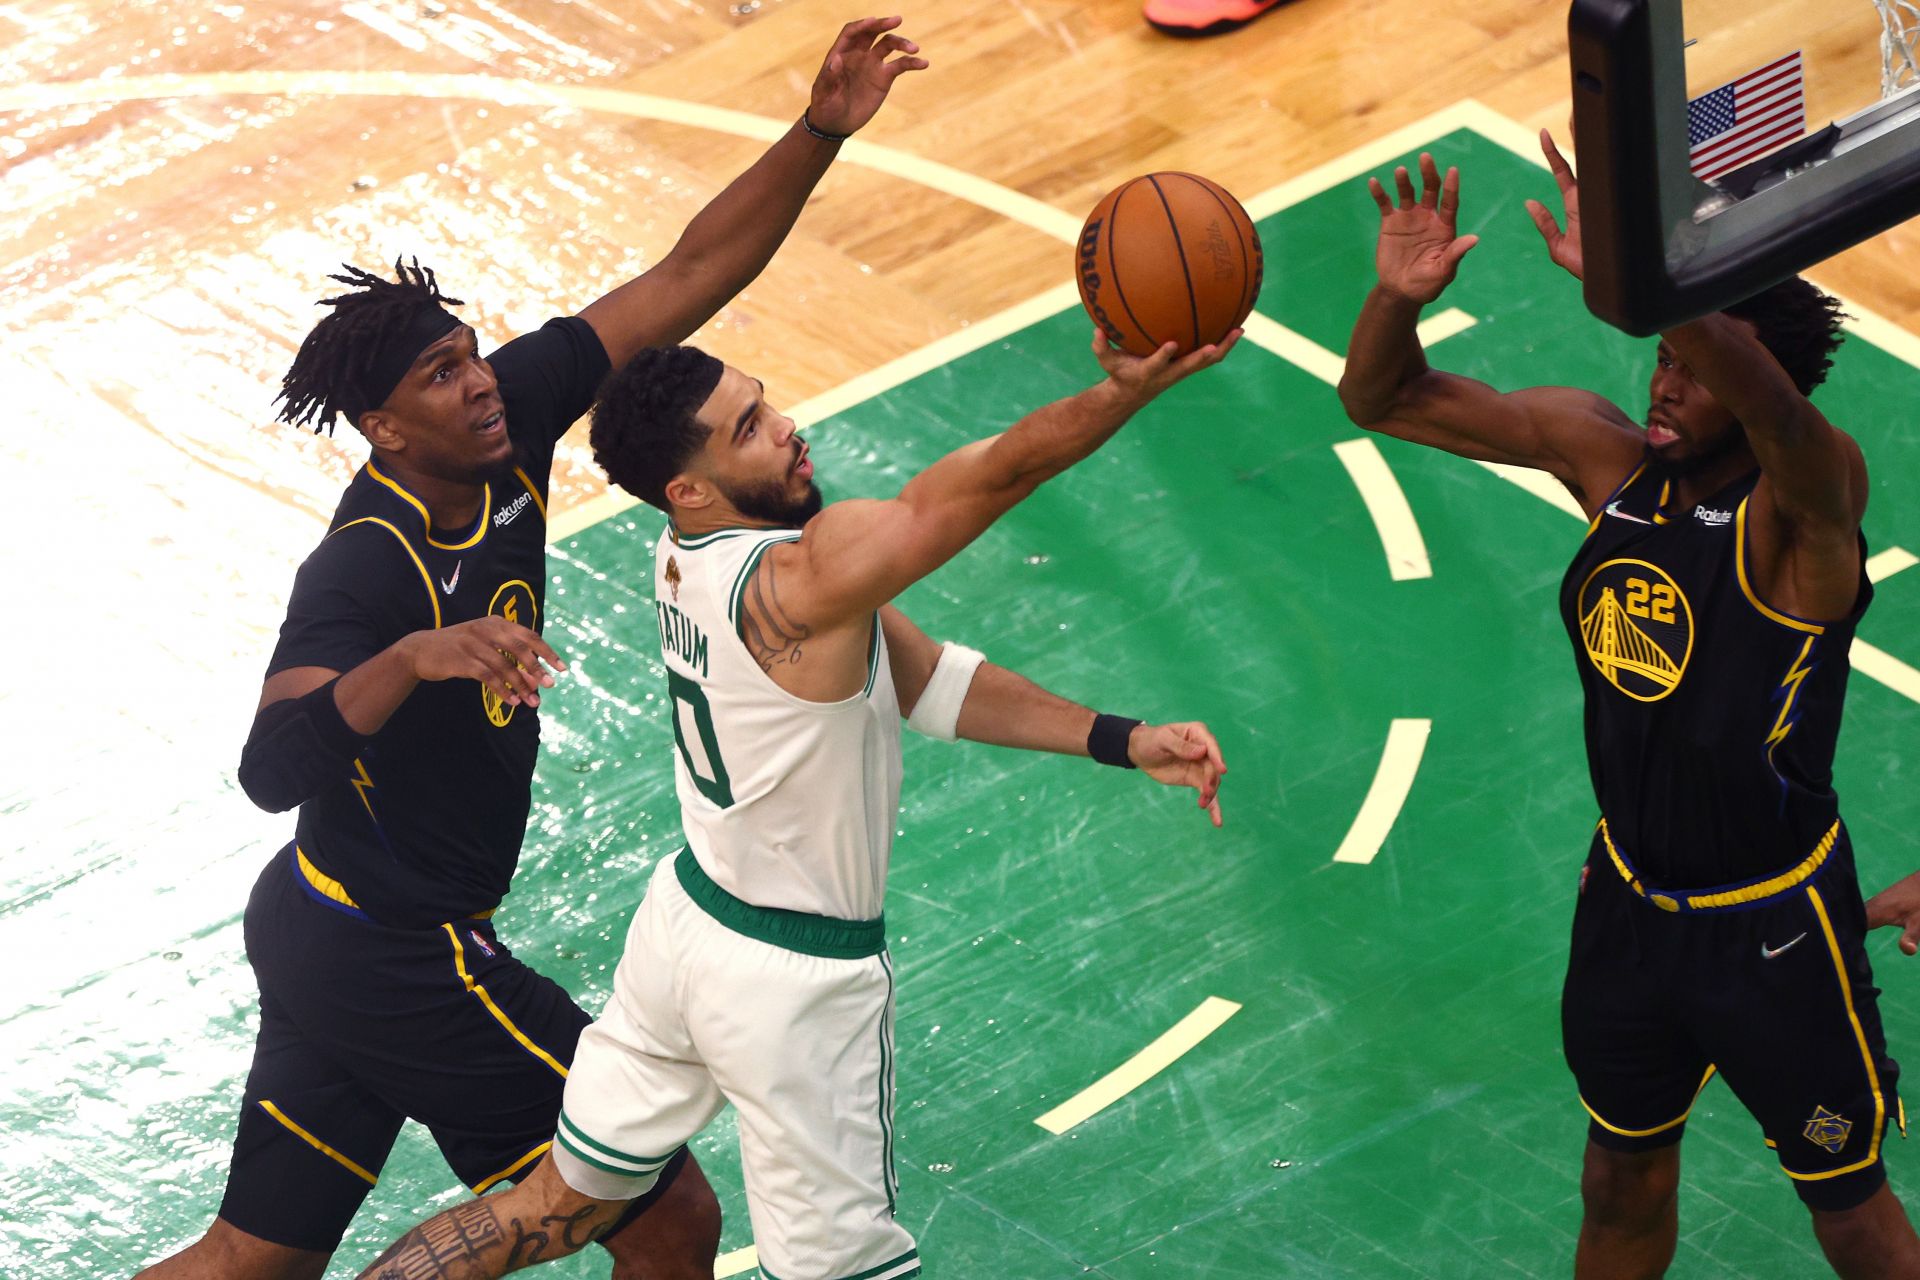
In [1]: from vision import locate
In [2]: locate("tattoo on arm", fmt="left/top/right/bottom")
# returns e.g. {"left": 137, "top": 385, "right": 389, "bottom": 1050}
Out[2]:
{"left": 739, "top": 552, "right": 811, "bottom": 673}
{"left": 363, "top": 1201, "right": 503, "bottom": 1279}
{"left": 360, "top": 1200, "right": 616, "bottom": 1279}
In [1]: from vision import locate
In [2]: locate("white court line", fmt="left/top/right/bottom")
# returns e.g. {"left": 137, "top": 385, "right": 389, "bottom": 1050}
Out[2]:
{"left": 1332, "top": 719, "right": 1433, "bottom": 865}
{"left": 0, "top": 72, "right": 1081, "bottom": 243}
{"left": 714, "top": 1245, "right": 758, "bottom": 1278}
{"left": 1238, "top": 311, "right": 1345, "bottom": 384}
{"left": 1333, "top": 439, "right": 1431, "bottom": 580}
{"left": 1416, "top": 307, "right": 1479, "bottom": 346}
{"left": 1033, "top": 996, "right": 1242, "bottom": 1135}
{"left": 1867, "top": 546, "right": 1918, "bottom": 583}
{"left": 1855, "top": 641, "right": 1920, "bottom": 703}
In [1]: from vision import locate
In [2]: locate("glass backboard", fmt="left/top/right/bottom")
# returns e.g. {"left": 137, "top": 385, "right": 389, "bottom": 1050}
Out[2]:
{"left": 1569, "top": 0, "right": 1920, "bottom": 333}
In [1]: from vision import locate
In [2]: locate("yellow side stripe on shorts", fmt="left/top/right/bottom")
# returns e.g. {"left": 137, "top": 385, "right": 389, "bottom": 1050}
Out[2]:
{"left": 1580, "top": 1065, "right": 1718, "bottom": 1139}
{"left": 471, "top": 1140, "right": 550, "bottom": 1194}
{"left": 258, "top": 1099, "right": 378, "bottom": 1186}
{"left": 442, "top": 923, "right": 568, "bottom": 1079}
{"left": 1782, "top": 888, "right": 1887, "bottom": 1182}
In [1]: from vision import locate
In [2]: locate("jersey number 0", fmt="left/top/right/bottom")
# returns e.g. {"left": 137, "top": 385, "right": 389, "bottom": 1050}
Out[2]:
{"left": 668, "top": 671, "right": 735, "bottom": 807}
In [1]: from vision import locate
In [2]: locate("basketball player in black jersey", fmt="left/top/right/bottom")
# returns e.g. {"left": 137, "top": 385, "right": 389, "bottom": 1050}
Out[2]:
{"left": 1339, "top": 135, "right": 1920, "bottom": 1278}
{"left": 136, "top": 19, "right": 927, "bottom": 1280}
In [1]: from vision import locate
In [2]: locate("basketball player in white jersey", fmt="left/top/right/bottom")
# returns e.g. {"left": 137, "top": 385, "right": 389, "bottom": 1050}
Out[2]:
{"left": 357, "top": 327, "right": 1237, "bottom": 1280}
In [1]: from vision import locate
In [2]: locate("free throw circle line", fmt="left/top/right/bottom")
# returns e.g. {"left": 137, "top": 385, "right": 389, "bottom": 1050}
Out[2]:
{"left": 1034, "top": 996, "right": 1242, "bottom": 1135}
{"left": 1332, "top": 719, "right": 1433, "bottom": 865}
{"left": 0, "top": 71, "right": 1083, "bottom": 243}
{"left": 1332, "top": 438, "right": 1432, "bottom": 581}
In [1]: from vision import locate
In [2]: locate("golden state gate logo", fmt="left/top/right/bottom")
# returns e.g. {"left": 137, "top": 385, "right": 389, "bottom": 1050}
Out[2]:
{"left": 1578, "top": 559, "right": 1694, "bottom": 703}
{"left": 482, "top": 579, "right": 539, "bottom": 728}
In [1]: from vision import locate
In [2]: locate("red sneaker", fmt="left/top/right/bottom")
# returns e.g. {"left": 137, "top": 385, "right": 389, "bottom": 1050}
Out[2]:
{"left": 1143, "top": 0, "right": 1290, "bottom": 36}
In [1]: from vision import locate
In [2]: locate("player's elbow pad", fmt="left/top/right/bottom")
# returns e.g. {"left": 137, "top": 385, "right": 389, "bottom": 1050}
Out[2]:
{"left": 906, "top": 643, "right": 986, "bottom": 741}
{"left": 237, "top": 678, "right": 370, "bottom": 813}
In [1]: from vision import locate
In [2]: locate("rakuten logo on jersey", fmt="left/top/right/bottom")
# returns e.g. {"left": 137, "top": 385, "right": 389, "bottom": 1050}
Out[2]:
{"left": 494, "top": 492, "right": 533, "bottom": 527}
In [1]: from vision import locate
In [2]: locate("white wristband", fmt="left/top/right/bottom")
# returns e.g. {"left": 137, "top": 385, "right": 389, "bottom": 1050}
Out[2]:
{"left": 906, "top": 642, "right": 986, "bottom": 741}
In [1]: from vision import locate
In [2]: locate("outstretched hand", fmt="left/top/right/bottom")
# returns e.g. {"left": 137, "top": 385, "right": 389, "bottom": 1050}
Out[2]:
{"left": 1128, "top": 721, "right": 1227, "bottom": 828}
{"left": 807, "top": 16, "right": 928, "bottom": 138}
{"left": 1367, "top": 152, "right": 1478, "bottom": 305}
{"left": 401, "top": 616, "right": 566, "bottom": 709}
{"left": 1093, "top": 327, "right": 1242, "bottom": 404}
{"left": 1867, "top": 870, "right": 1920, "bottom": 956}
{"left": 1524, "top": 128, "right": 1584, "bottom": 281}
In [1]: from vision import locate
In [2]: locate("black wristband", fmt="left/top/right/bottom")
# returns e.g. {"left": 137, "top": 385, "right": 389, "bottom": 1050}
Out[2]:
{"left": 800, "top": 109, "right": 850, "bottom": 143}
{"left": 1088, "top": 714, "right": 1142, "bottom": 769}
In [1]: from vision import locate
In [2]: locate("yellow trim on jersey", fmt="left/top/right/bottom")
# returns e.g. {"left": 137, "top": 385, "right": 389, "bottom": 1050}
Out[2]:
{"left": 335, "top": 516, "right": 442, "bottom": 630}
{"left": 443, "top": 923, "right": 567, "bottom": 1078}
{"left": 258, "top": 1099, "right": 378, "bottom": 1185}
{"left": 296, "top": 845, "right": 361, "bottom": 910}
{"left": 1652, "top": 479, "right": 1672, "bottom": 525}
{"left": 1582, "top": 1065, "right": 1717, "bottom": 1138}
{"left": 512, "top": 467, "right": 547, "bottom": 522}
{"left": 472, "top": 1140, "right": 551, "bottom": 1194}
{"left": 1600, "top": 818, "right": 1839, "bottom": 912}
{"left": 365, "top": 461, "right": 491, "bottom": 551}
{"left": 1782, "top": 887, "right": 1888, "bottom": 1182}
{"left": 1734, "top": 498, "right": 1826, "bottom": 635}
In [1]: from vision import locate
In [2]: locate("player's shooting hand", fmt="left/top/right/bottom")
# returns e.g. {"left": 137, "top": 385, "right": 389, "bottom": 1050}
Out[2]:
{"left": 402, "top": 617, "right": 568, "bottom": 709}
{"left": 807, "top": 16, "right": 928, "bottom": 138}
{"left": 1093, "top": 328, "right": 1242, "bottom": 404}
{"left": 1368, "top": 151, "right": 1478, "bottom": 305}
{"left": 1128, "top": 721, "right": 1227, "bottom": 828}
{"left": 1866, "top": 870, "right": 1920, "bottom": 956}
{"left": 1525, "top": 129, "right": 1585, "bottom": 282}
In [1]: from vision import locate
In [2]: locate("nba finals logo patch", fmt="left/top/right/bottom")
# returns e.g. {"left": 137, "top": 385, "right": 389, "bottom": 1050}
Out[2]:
{"left": 482, "top": 579, "right": 540, "bottom": 728}
{"left": 1577, "top": 559, "right": 1694, "bottom": 702}
{"left": 1803, "top": 1105, "right": 1853, "bottom": 1155}
{"left": 666, "top": 556, "right": 682, "bottom": 602}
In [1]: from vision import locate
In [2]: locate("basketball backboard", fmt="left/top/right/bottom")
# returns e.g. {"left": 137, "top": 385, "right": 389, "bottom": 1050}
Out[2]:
{"left": 1569, "top": 0, "right": 1920, "bottom": 333}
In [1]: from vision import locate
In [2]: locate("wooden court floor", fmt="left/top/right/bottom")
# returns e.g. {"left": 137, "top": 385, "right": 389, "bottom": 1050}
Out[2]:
{"left": 5, "top": 1, "right": 1920, "bottom": 1276}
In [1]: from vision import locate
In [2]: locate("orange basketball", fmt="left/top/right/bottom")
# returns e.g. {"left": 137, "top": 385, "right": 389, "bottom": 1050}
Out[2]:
{"left": 1075, "top": 172, "right": 1263, "bottom": 358}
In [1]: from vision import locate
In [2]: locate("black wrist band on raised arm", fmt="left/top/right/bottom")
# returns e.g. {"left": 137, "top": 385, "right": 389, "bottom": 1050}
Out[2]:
{"left": 1089, "top": 714, "right": 1142, "bottom": 769}
{"left": 800, "top": 110, "right": 850, "bottom": 143}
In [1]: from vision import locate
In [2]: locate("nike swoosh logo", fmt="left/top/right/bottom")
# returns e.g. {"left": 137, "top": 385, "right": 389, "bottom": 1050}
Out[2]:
{"left": 1604, "top": 501, "right": 1652, "bottom": 525}
{"left": 1761, "top": 932, "right": 1809, "bottom": 960}
{"left": 439, "top": 561, "right": 462, "bottom": 595}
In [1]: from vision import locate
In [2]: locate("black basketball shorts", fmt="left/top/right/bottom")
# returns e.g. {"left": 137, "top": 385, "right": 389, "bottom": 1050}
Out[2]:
{"left": 1563, "top": 826, "right": 1903, "bottom": 1212}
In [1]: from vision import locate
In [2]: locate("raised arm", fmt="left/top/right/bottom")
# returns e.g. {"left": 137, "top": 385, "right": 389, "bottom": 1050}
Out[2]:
{"left": 880, "top": 607, "right": 1225, "bottom": 825}
{"left": 1662, "top": 313, "right": 1865, "bottom": 527}
{"left": 769, "top": 331, "right": 1236, "bottom": 632}
{"left": 1338, "top": 150, "right": 1643, "bottom": 517}
{"left": 577, "top": 17, "right": 926, "bottom": 368}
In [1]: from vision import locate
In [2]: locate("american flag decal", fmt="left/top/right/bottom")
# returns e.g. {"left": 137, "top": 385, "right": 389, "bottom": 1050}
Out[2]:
{"left": 1687, "top": 51, "right": 1806, "bottom": 181}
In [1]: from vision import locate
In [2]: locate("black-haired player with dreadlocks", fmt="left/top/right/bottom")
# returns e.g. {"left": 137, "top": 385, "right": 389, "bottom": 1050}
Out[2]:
{"left": 138, "top": 19, "right": 926, "bottom": 1280}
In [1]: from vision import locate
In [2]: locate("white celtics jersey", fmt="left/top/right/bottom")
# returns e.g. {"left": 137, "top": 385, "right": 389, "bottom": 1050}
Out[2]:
{"left": 652, "top": 524, "right": 903, "bottom": 922}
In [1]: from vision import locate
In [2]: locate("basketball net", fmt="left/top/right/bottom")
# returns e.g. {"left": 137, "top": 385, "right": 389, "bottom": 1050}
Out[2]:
{"left": 1878, "top": 0, "right": 1920, "bottom": 96}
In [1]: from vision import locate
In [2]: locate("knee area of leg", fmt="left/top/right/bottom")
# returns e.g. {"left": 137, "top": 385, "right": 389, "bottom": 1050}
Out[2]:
{"left": 1582, "top": 1150, "right": 1679, "bottom": 1218}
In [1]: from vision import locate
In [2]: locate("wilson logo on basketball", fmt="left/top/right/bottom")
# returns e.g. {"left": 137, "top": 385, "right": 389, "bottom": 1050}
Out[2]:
{"left": 1076, "top": 219, "right": 1127, "bottom": 349}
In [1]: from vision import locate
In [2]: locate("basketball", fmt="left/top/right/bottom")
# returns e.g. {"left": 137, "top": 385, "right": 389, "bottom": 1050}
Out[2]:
{"left": 1075, "top": 172, "right": 1263, "bottom": 357}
